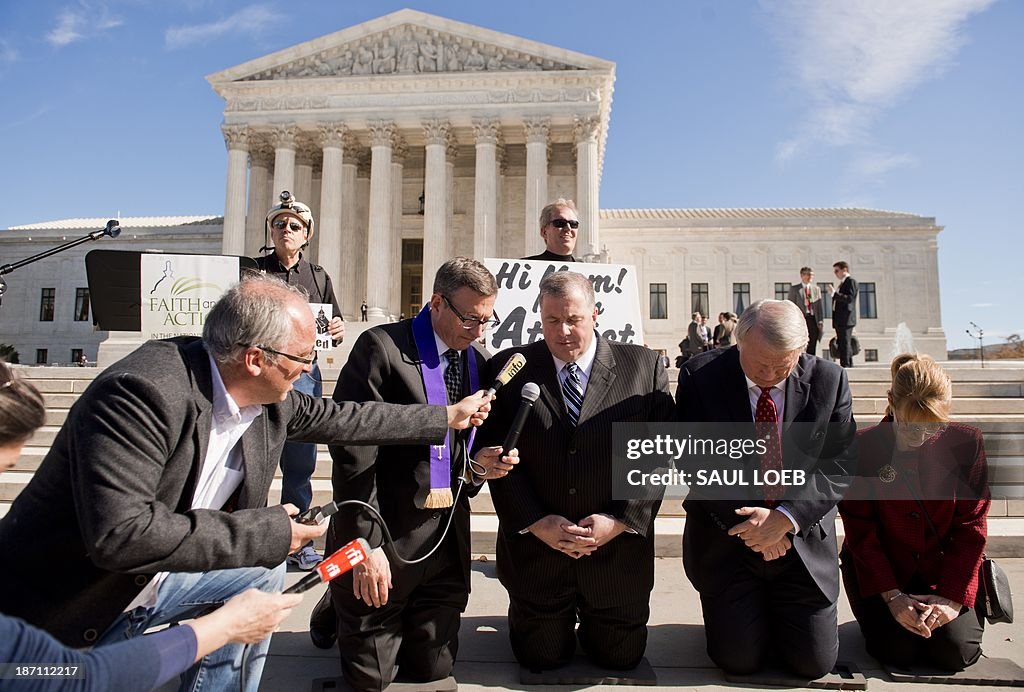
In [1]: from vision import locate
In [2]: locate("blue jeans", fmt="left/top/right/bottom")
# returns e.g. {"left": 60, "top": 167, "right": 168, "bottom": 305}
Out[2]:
{"left": 96, "top": 563, "right": 286, "bottom": 692}
{"left": 280, "top": 362, "right": 322, "bottom": 512}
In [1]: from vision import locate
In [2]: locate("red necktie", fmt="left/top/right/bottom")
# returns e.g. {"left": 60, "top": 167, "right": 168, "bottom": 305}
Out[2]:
{"left": 755, "top": 387, "right": 783, "bottom": 505}
{"left": 805, "top": 286, "right": 813, "bottom": 314}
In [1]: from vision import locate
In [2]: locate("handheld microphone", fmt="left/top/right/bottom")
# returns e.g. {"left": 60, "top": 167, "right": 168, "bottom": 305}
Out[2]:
{"left": 487, "top": 353, "right": 526, "bottom": 396}
{"left": 284, "top": 537, "right": 372, "bottom": 594}
{"left": 501, "top": 382, "right": 540, "bottom": 452}
{"left": 294, "top": 501, "right": 339, "bottom": 526}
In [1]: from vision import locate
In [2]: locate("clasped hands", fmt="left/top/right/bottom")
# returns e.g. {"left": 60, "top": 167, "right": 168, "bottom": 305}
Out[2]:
{"left": 727, "top": 506, "right": 795, "bottom": 562}
{"left": 527, "top": 513, "right": 627, "bottom": 559}
{"left": 884, "top": 590, "right": 963, "bottom": 637}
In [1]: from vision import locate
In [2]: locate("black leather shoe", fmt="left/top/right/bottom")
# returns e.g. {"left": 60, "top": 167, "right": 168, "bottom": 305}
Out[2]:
{"left": 309, "top": 588, "right": 337, "bottom": 649}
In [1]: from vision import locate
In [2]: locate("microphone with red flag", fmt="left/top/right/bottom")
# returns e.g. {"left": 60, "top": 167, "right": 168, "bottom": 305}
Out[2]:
{"left": 284, "top": 537, "right": 372, "bottom": 594}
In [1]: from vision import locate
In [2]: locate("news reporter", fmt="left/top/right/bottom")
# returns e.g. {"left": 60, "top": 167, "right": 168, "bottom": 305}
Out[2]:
{"left": 0, "top": 360, "right": 303, "bottom": 691}
{"left": 839, "top": 354, "right": 990, "bottom": 671}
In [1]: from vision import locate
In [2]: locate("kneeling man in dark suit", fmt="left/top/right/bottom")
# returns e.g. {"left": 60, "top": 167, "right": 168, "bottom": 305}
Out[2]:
{"left": 477, "top": 271, "right": 675, "bottom": 672}
{"left": 676, "top": 299, "right": 856, "bottom": 679}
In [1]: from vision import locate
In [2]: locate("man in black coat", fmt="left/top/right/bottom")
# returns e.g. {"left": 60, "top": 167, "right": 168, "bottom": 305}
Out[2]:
{"left": 676, "top": 299, "right": 856, "bottom": 679}
{"left": 477, "top": 270, "right": 675, "bottom": 672}
{"left": 828, "top": 260, "right": 859, "bottom": 367}
{"left": 318, "top": 257, "right": 511, "bottom": 691}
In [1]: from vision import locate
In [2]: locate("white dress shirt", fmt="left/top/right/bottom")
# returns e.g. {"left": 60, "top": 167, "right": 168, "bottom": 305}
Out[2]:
{"left": 743, "top": 375, "right": 799, "bottom": 533}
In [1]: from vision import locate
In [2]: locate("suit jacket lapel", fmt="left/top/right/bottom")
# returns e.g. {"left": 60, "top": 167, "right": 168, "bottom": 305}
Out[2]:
{"left": 578, "top": 336, "right": 616, "bottom": 426}
{"left": 236, "top": 414, "right": 268, "bottom": 508}
{"left": 529, "top": 342, "right": 568, "bottom": 428}
{"left": 784, "top": 356, "right": 811, "bottom": 430}
{"left": 725, "top": 347, "right": 755, "bottom": 423}
{"left": 184, "top": 340, "right": 215, "bottom": 501}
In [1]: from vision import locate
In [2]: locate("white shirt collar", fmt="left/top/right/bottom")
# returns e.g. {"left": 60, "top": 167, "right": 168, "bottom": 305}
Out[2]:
{"left": 551, "top": 331, "right": 599, "bottom": 377}
{"left": 744, "top": 374, "right": 786, "bottom": 394}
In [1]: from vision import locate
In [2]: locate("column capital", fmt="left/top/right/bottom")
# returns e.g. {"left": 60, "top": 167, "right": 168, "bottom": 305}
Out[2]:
{"left": 368, "top": 120, "right": 397, "bottom": 147}
{"left": 249, "top": 139, "right": 274, "bottom": 167}
{"left": 318, "top": 122, "right": 348, "bottom": 148}
{"left": 270, "top": 125, "right": 298, "bottom": 149}
{"left": 523, "top": 118, "right": 550, "bottom": 144}
{"left": 341, "top": 132, "right": 361, "bottom": 161}
{"left": 446, "top": 135, "right": 459, "bottom": 161}
{"left": 472, "top": 118, "right": 500, "bottom": 145}
{"left": 221, "top": 124, "right": 250, "bottom": 151}
{"left": 392, "top": 135, "right": 409, "bottom": 164}
{"left": 573, "top": 115, "right": 600, "bottom": 144}
{"left": 422, "top": 119, "right": 450, "bottom": 146}
{"left": 295, "top": 136, "right": 320, "bottom": 166}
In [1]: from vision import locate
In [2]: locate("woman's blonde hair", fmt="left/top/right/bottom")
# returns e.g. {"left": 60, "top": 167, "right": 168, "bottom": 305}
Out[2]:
{"left": 889, "top": 353, "right": 952, "bottom": 423}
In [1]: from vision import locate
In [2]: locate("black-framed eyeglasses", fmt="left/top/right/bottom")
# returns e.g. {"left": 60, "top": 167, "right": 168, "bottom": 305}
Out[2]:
{"left": 442, "top": 295, "right": 500, "bottom": 331}
{"left": 272, "top": 219, "right": 305, "bottom": 232}
{"left": 549, "top": 218, "right": 580, "bottom": 230}
{"left": 256, "top": 344, "right": 315, "bottom": 365}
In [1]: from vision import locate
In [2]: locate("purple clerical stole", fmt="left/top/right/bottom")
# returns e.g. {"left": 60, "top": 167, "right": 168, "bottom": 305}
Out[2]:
{"left": 411, "top": 305, "right": 479, "bottom": 508}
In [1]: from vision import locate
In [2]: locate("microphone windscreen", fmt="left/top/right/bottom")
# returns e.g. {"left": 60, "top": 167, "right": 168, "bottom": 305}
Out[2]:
{"left": 521, "top": 382, "right": 541, "bottom": 402}
{"left": 493, "top": 353, "right": 526, "bottom": 390}
{"left": 314, "top": 537, "right": 371, "bottom": 584}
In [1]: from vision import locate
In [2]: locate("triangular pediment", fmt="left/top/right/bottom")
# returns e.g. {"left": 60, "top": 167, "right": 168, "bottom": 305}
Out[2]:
{"left": 207, "top": 9, "right": 613, "bottom": 84}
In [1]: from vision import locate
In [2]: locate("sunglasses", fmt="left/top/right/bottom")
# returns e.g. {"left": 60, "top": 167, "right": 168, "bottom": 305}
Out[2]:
{"left": 549, "top": 218, "right": 580, "bottom": 230}
{"left": 272, "top": 220, "right": 306, "bottom": 232}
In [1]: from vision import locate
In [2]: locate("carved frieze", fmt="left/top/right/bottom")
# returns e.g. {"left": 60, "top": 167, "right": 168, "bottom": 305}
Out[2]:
{"left": 240, "top": 25, "right": 583, "bottom": 81}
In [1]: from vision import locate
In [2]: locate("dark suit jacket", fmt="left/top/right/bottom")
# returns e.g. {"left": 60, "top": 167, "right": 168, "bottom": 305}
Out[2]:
{"left": 522, "top": 251, "right": 576, "bottom": 263}
{"left": 475, "top": 336, "right": 675, "bottom": 607}
{"left": 0, "top": 337, "right": 448, "bottom": 646}
{"left": 787, "top": 283, "right": 824, "bottom": 324}
{"left": 326, "top": 320, "right": 489, "bottom": 592}
{"left": 839, "top": 420, "right": 989, "bottom": 607}
{"left": 687, "top": 321, "right": 709, "bottom": 355}
{"left": 832, "top": 276, "right": 858, "bottom": 328}
{"left": 675, "top": 347, "right": 856, "bottom": 600}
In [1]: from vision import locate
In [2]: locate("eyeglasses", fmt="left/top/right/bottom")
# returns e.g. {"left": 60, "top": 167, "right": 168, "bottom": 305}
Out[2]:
{"left": 549, "top": 218, "right": 580, "bottom": 230}
{"left": 272, "top": 220, "right": 305, "bottom": 232}
{"left": 442, "top": 295, "right": 500, "bottom": 331}
{"left": 256, "top": 345, "right": 315, "bottom": 365}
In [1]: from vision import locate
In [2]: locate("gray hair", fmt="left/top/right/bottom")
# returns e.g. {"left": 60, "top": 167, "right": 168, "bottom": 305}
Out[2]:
{"left": 539, "top": 198, "right": 578, "bottom": 229}
{"left": 203, "top": 273, "right": 309, "bottom": 364}
{"left": 538, "top": 270, "right": 595, "bottom": 309}
{"left": 432, "top": 256, "right": 498, "bottom": 298}
{"left": 734, "top": 299, "right": 808, "bottom": 352}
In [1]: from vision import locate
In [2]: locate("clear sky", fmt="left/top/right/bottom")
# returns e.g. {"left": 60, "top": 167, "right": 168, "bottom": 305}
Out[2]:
{"left": 1, "top": 1, "right": 1020, "bottom": 349}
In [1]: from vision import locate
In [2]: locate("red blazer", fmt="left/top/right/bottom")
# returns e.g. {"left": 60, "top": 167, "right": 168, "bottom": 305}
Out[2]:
{"left": 839, "top": 419, "right": 989, "bottom": 607}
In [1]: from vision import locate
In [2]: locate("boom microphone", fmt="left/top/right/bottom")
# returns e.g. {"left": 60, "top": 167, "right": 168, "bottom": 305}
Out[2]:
{"left": 487, "top": 353, "right": 526, "bottom": 396}
{"left": 284, "top": 537, "right": 371, "bottom": 594}
{"left": 501, "top": 382, "right": 540, "bottom": 452}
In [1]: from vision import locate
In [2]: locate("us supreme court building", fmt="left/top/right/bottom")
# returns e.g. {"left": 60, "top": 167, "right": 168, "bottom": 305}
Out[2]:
{"left": 0, "top": 10, "right": 947, "bottom": 366}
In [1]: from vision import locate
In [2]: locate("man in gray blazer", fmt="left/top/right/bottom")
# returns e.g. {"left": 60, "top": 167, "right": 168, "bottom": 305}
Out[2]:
{"left": 0, "top": 275, "right": 489, "bottom": 692}
{"left": 787, "top": 267, "right": 824, "bottom": 356}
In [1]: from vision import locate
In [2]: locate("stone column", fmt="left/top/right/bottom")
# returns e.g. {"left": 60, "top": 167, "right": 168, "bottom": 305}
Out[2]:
{"left": 221, "top": 125, "right": 249, "bottom": 256}
{"left": 574, "top": 116, "right": 601, "bottom": 259}
{"left": 472, "top": 118, "right": 499, "bottom": 260}
{"left": 446, "top": 137, "right": 458, "bottom": 257}
{"left": 317, "top": 123, "right": 346, "bottom": 288}
{"left": 523, "top": 118, "right": 550, "bottom": 257}
{"left": 339, "top": 134, "right": 360, "bottom": 320}
{"left": 245, "top": 143, "right": 272, "bottom": 255}
{"left": 422, "top": 119, "right": 450, "bottom": 302}
{"left": 366, "top": 120, "right": 395, "bottom": 321}
{"left": 390, "top": 137, "right": 408, "bottom": 318}
{"left": 270, "top": 125, "right": 297, "bottom": 200}
{"left": 294, "top": 139, "right": 315, "bottom": 206}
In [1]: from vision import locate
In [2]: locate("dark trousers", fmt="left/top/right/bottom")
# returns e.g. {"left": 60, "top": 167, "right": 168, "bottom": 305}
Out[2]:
{"left": 805, "top": 315, "right": 820, "bottom": 356}
{"left": 508, "top": 584, "right": 649, "bottom": 672}
{"left": 331, "top": 539, "right": 468, "bottom": 692}
{"left": 835, "top": 325, "right": 854, "bottom": 367}
{"left": 840, "top": 555, "right": 984, "bottom": 671}
{"left": 698, "top": 548, "right": 838, "bottom": 679}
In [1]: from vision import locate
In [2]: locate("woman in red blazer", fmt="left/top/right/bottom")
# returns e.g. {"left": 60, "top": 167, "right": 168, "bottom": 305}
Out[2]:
{"left": 839, "top": 354, "right": 990, "bottom": 671}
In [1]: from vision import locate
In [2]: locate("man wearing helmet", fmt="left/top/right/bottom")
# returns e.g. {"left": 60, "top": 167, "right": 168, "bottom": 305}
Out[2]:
{"left": 254, "top": 191, "right": 345, "bottom": 570}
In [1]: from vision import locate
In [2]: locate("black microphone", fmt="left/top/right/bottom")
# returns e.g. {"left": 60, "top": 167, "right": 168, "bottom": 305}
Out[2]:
{"left": 104, "top": 219, "right": 121, "bottom": 238}
{"left": 501, "top": 382, "right": 540, "bottom": 452}
{"left": 487, "top": 353, "right": 526, "bottom": 396}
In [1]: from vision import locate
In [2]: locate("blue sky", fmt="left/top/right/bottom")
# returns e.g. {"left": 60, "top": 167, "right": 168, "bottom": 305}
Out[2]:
{"left": 0, "top": 1, "right": 1020, "bottom": 349}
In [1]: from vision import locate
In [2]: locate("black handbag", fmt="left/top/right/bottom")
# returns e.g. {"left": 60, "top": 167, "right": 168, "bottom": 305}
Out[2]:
{"left": 980, "top": 555, "right": 1014, "bottom": 624}
{"left": 900, "top": 473, "right": 1012, "bottom": 625}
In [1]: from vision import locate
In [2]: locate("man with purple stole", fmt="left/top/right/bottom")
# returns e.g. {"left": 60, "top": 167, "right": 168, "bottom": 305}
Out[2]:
{"left": 315, "top": 257, "right": 512, "bottom": 691}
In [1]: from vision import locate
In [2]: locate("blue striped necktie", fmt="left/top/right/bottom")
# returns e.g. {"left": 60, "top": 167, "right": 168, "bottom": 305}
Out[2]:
{"left": 562, "top": 362, "right": 583, "bottom": 426}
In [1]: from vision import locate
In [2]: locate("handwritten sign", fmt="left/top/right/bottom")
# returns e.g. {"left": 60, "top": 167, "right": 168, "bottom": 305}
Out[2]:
{"left": 483, "top": 258, "right": 644, "bottom": 351}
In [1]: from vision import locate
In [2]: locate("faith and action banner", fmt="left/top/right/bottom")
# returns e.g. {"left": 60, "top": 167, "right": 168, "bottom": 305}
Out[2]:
{"left": 141, "top": 254, "right": 239, "bottom": 339}
{"left": 482, "top": 258, "right": 644, "bottom": 352}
